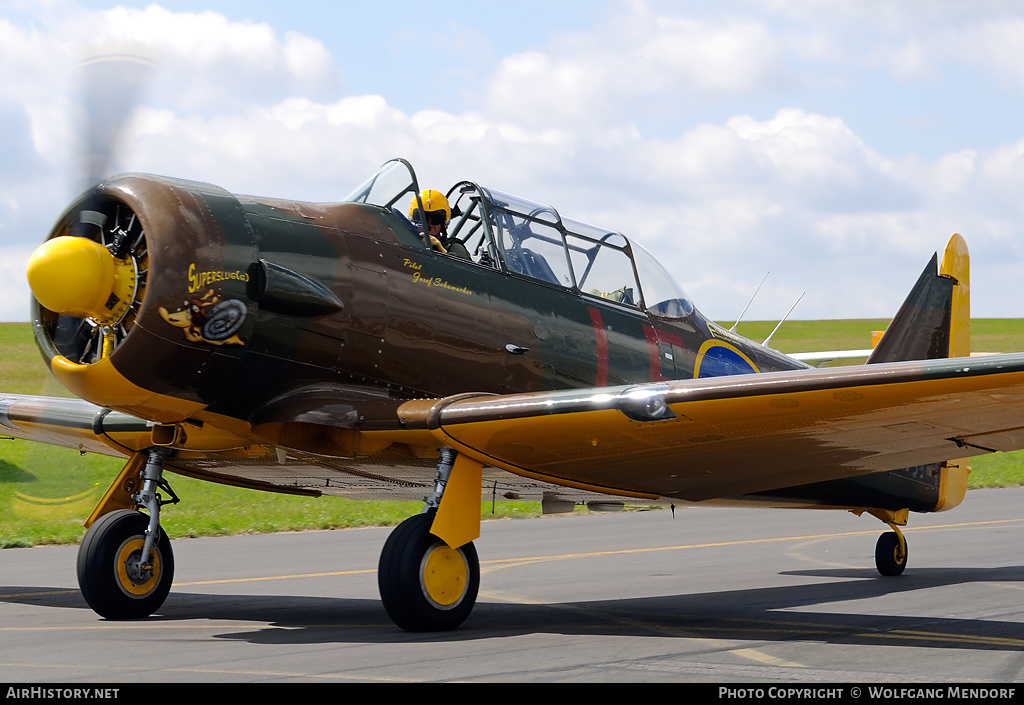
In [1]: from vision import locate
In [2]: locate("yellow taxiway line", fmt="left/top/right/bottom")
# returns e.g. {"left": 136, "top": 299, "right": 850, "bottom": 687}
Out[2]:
{"left": 2, "top": 516, "right": 1021, "bottom": 595}
{"left": 4, "top": 514, "right": 1024, "bottom": 673}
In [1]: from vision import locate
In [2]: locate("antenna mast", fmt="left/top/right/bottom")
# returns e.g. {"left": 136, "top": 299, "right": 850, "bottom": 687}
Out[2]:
{"left": 762, "top": 292, "right": 805, "bottom": 348}
{"left": 730, "top": 272, "right": 769, "bottom": 333}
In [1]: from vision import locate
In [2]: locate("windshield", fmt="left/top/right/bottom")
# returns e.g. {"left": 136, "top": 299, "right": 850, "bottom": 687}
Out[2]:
{"left": 630, "top": 241, "right": 694, "bottom": 318}
{"left": 344, "top": 158, "right": 421, "bottom": 213}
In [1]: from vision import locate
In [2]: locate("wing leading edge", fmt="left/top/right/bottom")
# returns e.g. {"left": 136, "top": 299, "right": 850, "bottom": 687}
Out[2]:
{"left": 400, "top": 352, "right": 1024, "bottom": 502}
{"left": 0, "top": 393, "right": 653, "bottom": 506}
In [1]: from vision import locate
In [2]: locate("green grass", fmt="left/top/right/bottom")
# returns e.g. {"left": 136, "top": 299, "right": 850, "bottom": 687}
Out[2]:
{"left": 0, "top": 437, "right": 545, "bottom": 546}
{"left": 728, "top": 318, "right": 1024, "bottom": 356}
{"left": 728, "top": 318, "right": 891, "bottom": 353}
{"left": 0, "top": 323, "right": 71, "bottom": 397}
{"left": 2, "top": 320, "right": 1024, "bottom": 547}
{"left": 0, "top": 442, "right": 546, "bottom": 547}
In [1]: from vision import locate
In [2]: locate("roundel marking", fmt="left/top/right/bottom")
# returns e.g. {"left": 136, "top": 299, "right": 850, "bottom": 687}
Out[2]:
{"left": 694, "top": 340, "right": 760, "bottom": 379}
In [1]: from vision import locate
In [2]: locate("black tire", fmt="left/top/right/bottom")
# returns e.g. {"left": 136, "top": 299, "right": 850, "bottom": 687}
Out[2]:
{"left": 378, "top": 511, "right": 479, "bottom": 632}
{"left": 874, "top": 531, "right": 907, "bottom": 577}
{"left": 77, "top": 510, "right": 174, "bottom": 619}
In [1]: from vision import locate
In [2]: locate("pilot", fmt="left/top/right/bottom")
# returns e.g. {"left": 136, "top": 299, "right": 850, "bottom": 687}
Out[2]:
{"left": 409, "top": 190, "right": 471, "bottom": 260}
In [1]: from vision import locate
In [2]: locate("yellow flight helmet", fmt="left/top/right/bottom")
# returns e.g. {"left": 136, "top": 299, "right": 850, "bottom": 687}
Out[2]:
{"left": 409, "top": 189, "right": 451, "bottom": 224}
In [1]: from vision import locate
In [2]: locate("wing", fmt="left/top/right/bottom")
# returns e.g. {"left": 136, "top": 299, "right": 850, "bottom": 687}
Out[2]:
{"left": 400, "top": 352, "right": 1024, "bottom": 502}
{"left": 0, "top": 394, "right": 151, "bottom": 455}
{"left": 0, "top": 393, "right": 640, "bottom": 505}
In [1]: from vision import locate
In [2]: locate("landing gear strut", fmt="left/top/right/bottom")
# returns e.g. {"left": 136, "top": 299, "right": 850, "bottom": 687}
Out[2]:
{"left": 867, "top": 508, "right": 909, "bottom": 577}
{"left": 874, "top": 525, "right": 908, "bottom": 577}
{"left": 378, "top": 449, "right": 481, "bottom": 631}
{"left": 77, "top": 448, "right": 178, "bottom": 619}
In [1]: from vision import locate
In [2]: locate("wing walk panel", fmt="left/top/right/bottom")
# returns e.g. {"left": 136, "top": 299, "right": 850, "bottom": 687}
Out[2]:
{"left": 416, "top": 353, "right": 1024, "bottom": 501}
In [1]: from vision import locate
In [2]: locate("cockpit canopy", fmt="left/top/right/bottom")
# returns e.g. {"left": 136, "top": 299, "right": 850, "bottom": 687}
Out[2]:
{"left": 344, "top": 159, "right": 695, "bottom": 319}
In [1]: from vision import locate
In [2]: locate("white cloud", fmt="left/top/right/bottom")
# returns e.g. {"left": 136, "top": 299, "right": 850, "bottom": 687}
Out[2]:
{"left": 484, "top": 2, "right": 789, "bottom": 128}
{"left": 69, "top": 5, "right": 340, "bottom": 114}
{"left": 6, "top": 0, "right": 1024, "bottom": 327}
{"left": 0, "top": 245, "right": 36, "bottom": 322}
{"left": 112, "top": 88, "right": 1024, "bottom": 321}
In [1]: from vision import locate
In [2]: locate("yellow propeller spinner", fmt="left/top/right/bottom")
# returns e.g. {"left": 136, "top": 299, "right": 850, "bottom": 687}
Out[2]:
{"left": 27, "top": 236, "right": 136, "bottom": 325}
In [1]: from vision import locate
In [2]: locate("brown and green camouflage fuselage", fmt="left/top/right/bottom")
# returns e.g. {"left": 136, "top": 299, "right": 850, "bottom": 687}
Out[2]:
{"left": 24, "top": 168, "right": 975, "bottom": 513}
{"left": 35, "top": 174, "right": 806, "bottom": 426}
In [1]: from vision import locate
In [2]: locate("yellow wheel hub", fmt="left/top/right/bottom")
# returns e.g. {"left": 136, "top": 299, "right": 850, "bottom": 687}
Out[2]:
{"left": 420, "top": 542, "right": 469, "bottom": 608}
{"left": 115, "top": 537, "right": 161, "bottom": 597}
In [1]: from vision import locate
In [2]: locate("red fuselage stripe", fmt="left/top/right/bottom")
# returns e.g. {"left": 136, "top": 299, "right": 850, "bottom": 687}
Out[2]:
{"left": 589, "top": 307, "right": 608, "bottom": 386}
{"left": 642, "top": 324, "right": 667, "bottom": 382}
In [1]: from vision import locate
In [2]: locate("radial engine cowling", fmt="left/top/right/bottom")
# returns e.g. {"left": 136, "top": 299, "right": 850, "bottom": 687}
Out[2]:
{"left": 28, "top": 174, "right": 259, "bottom": 423}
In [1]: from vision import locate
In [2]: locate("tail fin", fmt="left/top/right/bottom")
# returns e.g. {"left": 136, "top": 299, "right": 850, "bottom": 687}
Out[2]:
{"left": 867, "top": 233, "right": 970, "bottom": 364}
{"left": 867, "top": 234, "right": 971, "bottom": 512}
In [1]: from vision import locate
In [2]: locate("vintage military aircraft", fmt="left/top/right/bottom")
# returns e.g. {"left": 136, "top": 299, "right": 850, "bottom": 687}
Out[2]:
{"left": 7, "top": 152, "right": 1024, "bottom": 632}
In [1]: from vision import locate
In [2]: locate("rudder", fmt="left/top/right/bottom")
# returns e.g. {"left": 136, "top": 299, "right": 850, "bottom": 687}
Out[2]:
{"left": 867, "top": 233, "right": 969, "bottom": 364}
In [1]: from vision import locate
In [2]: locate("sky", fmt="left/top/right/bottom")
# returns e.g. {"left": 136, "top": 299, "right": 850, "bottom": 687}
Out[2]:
{"left": 3, "top": 1, "right": 1024, "bottom": 326}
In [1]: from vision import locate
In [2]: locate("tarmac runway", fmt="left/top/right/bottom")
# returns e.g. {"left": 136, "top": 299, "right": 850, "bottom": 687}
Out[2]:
{"left": 3, "top": 488, "right": 1024, "bottom": 683}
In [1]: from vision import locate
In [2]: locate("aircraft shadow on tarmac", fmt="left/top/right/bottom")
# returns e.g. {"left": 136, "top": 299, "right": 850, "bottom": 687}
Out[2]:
{"left": 4, "top": 564, "right": 1024, "bottom": 648}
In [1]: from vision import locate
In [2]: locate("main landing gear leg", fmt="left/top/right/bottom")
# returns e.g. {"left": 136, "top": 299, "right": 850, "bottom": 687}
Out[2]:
{"left": 870, "top": 508, "right": 909, "bottom": 577}
{"left": 378, "top": 448, "right": 482, "bottom": 632}
{"left": 77, "top": 448, "right": 179, "bottom": 619}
